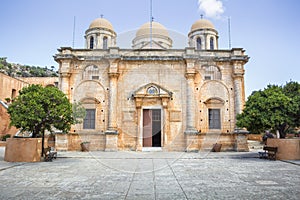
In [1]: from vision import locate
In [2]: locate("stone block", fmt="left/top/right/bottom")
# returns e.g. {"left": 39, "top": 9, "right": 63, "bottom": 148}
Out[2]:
{"left": 267, "top": 138, "right": 300, "bottom": 160}
{"left": 4, "top": 138, "right": 42, "bottom": 162}
{"left": 105, "top": 131, "right": 118, "bottom": 151}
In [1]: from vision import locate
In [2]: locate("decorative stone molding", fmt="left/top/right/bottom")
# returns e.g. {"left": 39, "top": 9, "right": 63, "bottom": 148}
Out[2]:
{"left": 133, "top": 83, "right": 172, "bottom": 108}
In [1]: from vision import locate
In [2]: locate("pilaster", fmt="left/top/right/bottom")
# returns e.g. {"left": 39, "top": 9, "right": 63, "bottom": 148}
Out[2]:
{"left": 184, "top": 59, "right": 198, "bottom": 136}
{"left": 105, "top": 61, "right": 119, "bottom": 151}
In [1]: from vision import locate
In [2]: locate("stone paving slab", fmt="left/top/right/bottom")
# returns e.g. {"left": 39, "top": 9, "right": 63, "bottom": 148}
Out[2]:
{"left": 0, "top": 147, "right": 299, "bottom": 200}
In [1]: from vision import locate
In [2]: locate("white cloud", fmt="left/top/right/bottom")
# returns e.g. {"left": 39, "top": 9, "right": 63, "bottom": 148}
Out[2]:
{"left": 198, "top": 0, "right": 225, "bottom": 19}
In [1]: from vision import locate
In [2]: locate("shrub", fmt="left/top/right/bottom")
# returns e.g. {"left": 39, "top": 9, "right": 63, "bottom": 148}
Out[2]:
{"left": 1, "top": 134, "right": 11, "bottom": 141}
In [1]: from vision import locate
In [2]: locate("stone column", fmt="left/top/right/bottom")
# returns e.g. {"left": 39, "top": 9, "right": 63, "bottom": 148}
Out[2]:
{"left": 184, "top": 60, "right": 198, "bottom": 152}
{"left": 233, "top": 77, "right": 243, "bottom": 115}
{"left": 184, "top": 66, "right": 198, "bottom": 134}
{"left": 107, "top": 72, "right": 119, "bottom": 132}
{"left": 162, "top": 97, "right": 169, "bottom": 146}
{"left": 60, "top": 73, "right": 70, "bottom": 98}
{"left": 105, "top": 61, "right": 119, "bottom": 151}
{"left": 59, "top": 60, "right": 71, "bottom": 98}
{"left": 134, "top": 98, "right": 143, "bottom": 151}
{"left": 232, "top": 61, "right": 245, "bottom": 117}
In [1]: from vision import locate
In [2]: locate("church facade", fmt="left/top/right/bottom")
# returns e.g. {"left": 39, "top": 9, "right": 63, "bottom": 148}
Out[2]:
{"left": 54, "top": 17, "right": 249, "bottom": 151}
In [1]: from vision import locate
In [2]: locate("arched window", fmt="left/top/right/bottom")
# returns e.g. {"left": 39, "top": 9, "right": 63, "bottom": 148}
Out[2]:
{"left": 210, "top": 37, "right": 214, "bottom": 50}
{"left": 103, "top": 36, "right": 108, "bottom": 49}
{"left": 83, "top": 65, "right": 99, "bottom": 80}
{"left": 90, "top": 36, "right": 94, "bottom": 49}
{"left": 196, "top": 37, "right": 201, "bottom": 50}
{"left": 202, "top": 65, "right": 221, "bottom": 80}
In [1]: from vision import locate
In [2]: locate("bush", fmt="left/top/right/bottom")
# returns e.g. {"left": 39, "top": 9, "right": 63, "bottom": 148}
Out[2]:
{"left": 1, "top": 134, "right": 11, "bottom": 141}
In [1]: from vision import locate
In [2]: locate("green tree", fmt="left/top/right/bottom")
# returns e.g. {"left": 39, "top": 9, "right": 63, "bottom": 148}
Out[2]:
{"left": 237, "top": 81, "right": 300, "bottom": 138}
{"left": 72, "top": 101, "right": 86, "bottom": 124}
{"left": 282, "top": 81, "right": 300, "bottom": 128}
{"left": 8, "top": 85, "right": 75, "bottom": 156}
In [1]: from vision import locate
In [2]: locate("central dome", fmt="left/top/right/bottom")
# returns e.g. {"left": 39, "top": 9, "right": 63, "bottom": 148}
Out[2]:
{"left": 132, "top": 21, "right": 172, "bottom": 49}
{"left": 136, "top": 21, "right": 170, "bottom": 38}
{"left": 89, "top": 18, "right": 114, "bottom": 31}
{"left": 190, "top": 19, "right": 215, "bottom": 32}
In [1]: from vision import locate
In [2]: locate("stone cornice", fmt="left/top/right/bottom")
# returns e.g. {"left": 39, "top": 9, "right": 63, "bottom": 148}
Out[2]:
{"left": 121, "top": 56, "right": 184, "bottom": 61}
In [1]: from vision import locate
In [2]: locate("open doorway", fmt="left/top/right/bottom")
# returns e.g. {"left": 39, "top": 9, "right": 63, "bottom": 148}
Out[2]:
{"left": 143, "top": 109, "right": 161, "bottom": 147}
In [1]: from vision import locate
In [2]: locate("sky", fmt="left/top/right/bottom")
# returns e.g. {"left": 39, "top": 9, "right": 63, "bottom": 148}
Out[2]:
{"left": 0, "top": 0, "right": 299, "bottom": 97}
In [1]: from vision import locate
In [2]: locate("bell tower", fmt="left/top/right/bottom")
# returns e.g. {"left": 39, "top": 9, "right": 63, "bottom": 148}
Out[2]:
{"left": 85, "top": 17, "right": 117, "bottom": 49}
{"left": 188, "top": 18, "right": 218, "bottom": 50}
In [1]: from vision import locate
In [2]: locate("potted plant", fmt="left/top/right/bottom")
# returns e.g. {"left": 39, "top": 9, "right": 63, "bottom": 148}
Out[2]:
{"left": 80, "top": 141, "right": 90, "bottom": 152}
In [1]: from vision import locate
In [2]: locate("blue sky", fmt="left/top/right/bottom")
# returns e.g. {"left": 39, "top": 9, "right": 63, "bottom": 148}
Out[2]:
{"left": 0, "top": 0, "right": 299, "bottom": 97}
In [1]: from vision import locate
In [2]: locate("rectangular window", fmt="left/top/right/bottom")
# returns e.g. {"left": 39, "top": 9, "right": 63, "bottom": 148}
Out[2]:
{"left": 205, "top": 76, "right": 211, "bottom": 80}
{"left": 152, "top": 109, "right": 161, "bottom": 121}
{"left": 209, "top": 109, "right": 221, "bottom": 129}
{"left": 83, "top": 109, "right": 95, "bottom": 129}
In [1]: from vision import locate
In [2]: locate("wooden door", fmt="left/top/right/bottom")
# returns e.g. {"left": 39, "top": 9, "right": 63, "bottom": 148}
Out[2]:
{"left": 143, "top": 109, "right": 152, "bottom": 147}
{"left": 209, "top": 109, "right": 221, "bottom": 129}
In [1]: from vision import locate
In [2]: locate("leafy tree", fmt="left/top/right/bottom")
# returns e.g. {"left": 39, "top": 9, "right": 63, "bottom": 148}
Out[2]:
{"left": 237, "top": 81, "right": 300, "bottom": 138}
{"left": 72, "top": 101, "right": 86, "bottom": 124}
{"left": 282, "top": 81, "right": 300, "bottom": 128}
{"left": 8, "top": 84, "right": 75, "bottom": 156}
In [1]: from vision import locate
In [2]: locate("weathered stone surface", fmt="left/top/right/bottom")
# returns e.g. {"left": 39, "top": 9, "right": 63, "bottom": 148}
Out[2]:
{"left": 4, "top": 138, "right": 42, "bottom": 162}
{"left": 0, "top": 148, "right": 299, "bottom": 199}
{"left": 267, "top": 138, "right": 300, "bottom": 160}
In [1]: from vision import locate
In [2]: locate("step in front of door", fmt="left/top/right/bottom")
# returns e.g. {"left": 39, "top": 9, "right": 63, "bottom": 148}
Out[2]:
{"left": 142, "top": 147, "right": 163, "bottom": 152}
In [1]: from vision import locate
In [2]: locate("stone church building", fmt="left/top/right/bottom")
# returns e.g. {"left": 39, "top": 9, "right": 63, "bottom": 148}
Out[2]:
{"left": 54, "top": 17, "right": 249, "bottom": 152}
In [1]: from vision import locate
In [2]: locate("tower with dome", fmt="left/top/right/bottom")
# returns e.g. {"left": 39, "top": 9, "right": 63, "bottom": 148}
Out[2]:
{"left": 54, "top": 17, "right": 249, "bottom": 152}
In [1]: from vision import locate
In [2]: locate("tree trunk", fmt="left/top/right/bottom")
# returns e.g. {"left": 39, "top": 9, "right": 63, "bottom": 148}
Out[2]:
{"left": 278, "top": 123, "right": 288, "bottom": 138}
{"left": 41, "top": 130, "right": 45, "bottom": 157}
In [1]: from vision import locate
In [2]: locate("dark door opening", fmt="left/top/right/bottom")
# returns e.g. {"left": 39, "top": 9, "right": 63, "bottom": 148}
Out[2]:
{"left": 209, "top": 109, "right": 221, "bottom": 129}
{"left": 143, "top": 109, "right": 161, "bottom": 147}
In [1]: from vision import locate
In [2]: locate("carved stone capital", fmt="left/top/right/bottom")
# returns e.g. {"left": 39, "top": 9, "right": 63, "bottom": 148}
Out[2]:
{"left": 108, "top": 72, "right": 119, "bottom": 79}
{"left": 185, "top": 72, "right": 196, "bottom": 80}
{"left": 60, "top": 72, "right": 71, "bottom": 78}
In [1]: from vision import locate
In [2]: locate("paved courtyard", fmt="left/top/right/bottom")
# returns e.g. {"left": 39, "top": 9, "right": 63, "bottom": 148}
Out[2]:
{"left": 0, "top": 147, "right": 299, "bottom": 200}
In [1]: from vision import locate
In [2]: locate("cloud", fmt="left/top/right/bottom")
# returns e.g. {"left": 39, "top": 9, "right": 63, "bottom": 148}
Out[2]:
{"left": 198, "top": 0, "right": 225, "bottom": 19}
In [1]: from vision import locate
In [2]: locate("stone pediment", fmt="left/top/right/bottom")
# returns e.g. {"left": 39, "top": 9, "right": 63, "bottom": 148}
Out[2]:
{"left": 133, "top": 83, "right": 172, "bottom": 98}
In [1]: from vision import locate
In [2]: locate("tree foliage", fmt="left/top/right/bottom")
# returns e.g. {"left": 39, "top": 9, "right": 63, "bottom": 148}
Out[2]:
{"left": 72, "top": 101, "right": 86, "bottom": 124}
{"left": 8, "top": 84, "right": 74, "bottom": 138}
{"left": 237, "top": 81, "right": 300, "bottom": 138}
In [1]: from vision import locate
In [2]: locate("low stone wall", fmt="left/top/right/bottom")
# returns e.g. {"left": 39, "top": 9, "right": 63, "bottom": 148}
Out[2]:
{"left": 267, "top": 138, "right": 300, "bottom": 160}
{"left": 185, "top": 133, "right": 248, "bottom": 152}
{"left": 4, "top": 138, "right": 42, "bottom": 162}
{"left": 55, "top": 132, "right": 248, "bottom": 152}
{"left": 56, "top": 133, "right": 105, "bottom": 151}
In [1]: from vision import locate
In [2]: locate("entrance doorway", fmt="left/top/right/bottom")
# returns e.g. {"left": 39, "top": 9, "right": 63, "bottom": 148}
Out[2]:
{"left": 143, "top": 109, "right": 161, "bottom": 147}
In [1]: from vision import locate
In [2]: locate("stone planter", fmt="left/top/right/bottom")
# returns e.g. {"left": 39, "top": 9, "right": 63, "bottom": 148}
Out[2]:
{"left": 4, "top": 138, "right": 42, "bottom": 162}
{"left": 212, "top": 143, "right": 222, "bottom": 152}
{"left": 80, "top": 142, "right": 90, "bottom": 152}
{"left": 267, "top": 138, "right": 300, "bottom": 160}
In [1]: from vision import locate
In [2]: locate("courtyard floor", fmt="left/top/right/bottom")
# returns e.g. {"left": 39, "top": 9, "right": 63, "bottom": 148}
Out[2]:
{"left": 0, "top": 147, "right": 299, "bottom": 200}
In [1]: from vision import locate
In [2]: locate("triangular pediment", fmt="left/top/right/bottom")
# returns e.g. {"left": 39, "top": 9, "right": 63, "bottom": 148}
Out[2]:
{"left": 133, "top": 83, "right": 172, "bottom": 98}
{"left": 138, "top": 41, "right": 167, "bottom": 50}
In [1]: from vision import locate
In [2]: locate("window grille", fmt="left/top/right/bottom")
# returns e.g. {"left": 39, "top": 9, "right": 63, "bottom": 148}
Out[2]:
{"left": 83, "top": 65, "right": 99, "bottom": 80}
{"left": 202, "top": 66, "right": 221, "bottom": 80}
{"left": 83, "top": 109, "right": 96, "bottom": 129}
